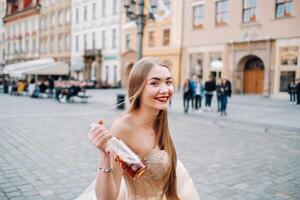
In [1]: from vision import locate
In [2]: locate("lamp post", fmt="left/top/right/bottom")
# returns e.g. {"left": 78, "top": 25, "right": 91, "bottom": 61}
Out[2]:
{"left": 124, "top": 0, "right": 157, "bottom": 61}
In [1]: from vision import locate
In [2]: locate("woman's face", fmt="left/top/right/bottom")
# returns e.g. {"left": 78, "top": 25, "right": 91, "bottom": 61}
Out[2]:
{"left": 140, "top": 65, "right": 174, "bottom": 111}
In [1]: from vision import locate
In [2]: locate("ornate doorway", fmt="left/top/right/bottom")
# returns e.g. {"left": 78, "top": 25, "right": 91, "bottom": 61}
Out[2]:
{"left": 243, "top": 57, "right": 264, "bottom": 94}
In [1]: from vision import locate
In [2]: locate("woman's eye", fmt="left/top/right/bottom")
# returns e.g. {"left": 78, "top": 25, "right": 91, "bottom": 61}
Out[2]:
{"left": 166, "top": 81, "right": 173, "bottom": 85}
{"left": 150, "top": 82, "right": 159, "bottom": 86}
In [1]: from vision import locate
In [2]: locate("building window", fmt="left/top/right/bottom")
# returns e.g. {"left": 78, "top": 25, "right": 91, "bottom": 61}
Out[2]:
{"left": 92, "top": 32, "right": 96, "bottom": 49}
{"left": 280, "top": 46, "right": 298, "bottom": 65}
{"left": 84, "top": 5, "right": 88, "bottom": 21}
{"left": 102, "top": 0, "right": 106, "bottom": 17}
{"left": 113, "top": 65, "right": 117, "bottom": 84}
{"left": 66, "top": 9, "right": 71, "bottom": 24}
{"left": 148, "top": 31, "right": 155, "bottom": 47}
{"left": 76, "top": 35, "right": 79, "bottom": 52}
{"left": 126, "top": 33, "right": 130, "bottom": 50}
{"left": 112, "top": 28, "right": 116, "bottom": 49}
{"left": 105, "top": 65, "right": 109, "bottom": 83}
{"left": 280, "top": 71, "right": 295, "bottom": 92}
{"left": 84, "top": 33, "right": 87, "bottom": 50}
{"left": 51, "top": 13, "right": 56, "bottom": 27}
{"left": 243, "top": 0, "right": 257, "bottom": 23}
{"left": 32, "top": 37, "right": 36, "bottom": 52}
{"left": 92, "top": 3, "right": 96, "bottom": 19}
{"left": 276, "top": 0, "right": 293, "bottom": 18}
{"left": 216, "top": 0, "right": 228, "bottom": 25}
{"left": 25, "top": 39, "right": 29, "bottom": 53}
{"left": 66, "top": 34, "right": 70, "bottom": 50}
{"left": 112, "top": 0, "right": 117, "bottom": 14}
{"left": 102, "top": 30, "right": 106, "bottom": 49}
{"left": 76, "top": 8, "right": 79, "bottom": 23}
{"left": 193, "top": 5, "right": 204, "bottom": 29}
{"left": 163, "top": 0, "right": 171, "bottom": 10}
{"left": 163, "top": 29, "right": 170, "bottom": 46}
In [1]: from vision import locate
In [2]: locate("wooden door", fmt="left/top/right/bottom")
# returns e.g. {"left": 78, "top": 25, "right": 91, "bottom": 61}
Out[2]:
{"left": 244, "top": 68, "right": 264, "bottom": 94}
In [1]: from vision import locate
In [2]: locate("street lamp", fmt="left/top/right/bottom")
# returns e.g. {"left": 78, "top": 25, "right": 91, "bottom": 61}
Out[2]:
{"left": 124, "top": 0, "right": 157, "bottom": 61}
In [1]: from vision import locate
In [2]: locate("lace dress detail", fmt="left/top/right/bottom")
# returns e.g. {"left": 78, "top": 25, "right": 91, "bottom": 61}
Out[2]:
{"left": 122, "top": 148, "right": 169, "bottom": 200}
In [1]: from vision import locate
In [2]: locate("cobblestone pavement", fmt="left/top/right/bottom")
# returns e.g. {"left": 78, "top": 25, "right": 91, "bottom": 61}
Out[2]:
{"left": 0, "top": 90, "right": 300, "bottom": 200}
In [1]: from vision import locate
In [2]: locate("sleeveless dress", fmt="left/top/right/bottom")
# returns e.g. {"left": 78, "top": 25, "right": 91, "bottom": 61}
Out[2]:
{"left": 75, "top": 148, "right": 200, "bottom": 200}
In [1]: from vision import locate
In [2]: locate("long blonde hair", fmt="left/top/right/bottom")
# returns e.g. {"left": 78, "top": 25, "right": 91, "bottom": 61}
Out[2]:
{"left": 127, "top": 57, "right": 179, "bottom": 200}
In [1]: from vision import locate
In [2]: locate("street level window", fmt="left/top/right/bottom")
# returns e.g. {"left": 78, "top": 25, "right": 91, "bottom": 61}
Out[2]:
{"left": 276, "top": 0, "right": 293, "bottom": 18}
{"left": 243, "top": 0, "right": 257, "bottom": 23}
{"left": 193, "top": 5, "right": 204, "bottom": 29}
{"left": 280, "top": 47, "right": 298, "bottom": 65}
{"left": 148, "top": 31, "right": 155, "bottom": 47}
{"left": 163, "top": 29, "right": 170, "bottom": 46}
{"left": 216, "top": 0, "right": 228, "bottom": 25}
{"left": 280, "top": 71, "right": 295, "bottom": 92}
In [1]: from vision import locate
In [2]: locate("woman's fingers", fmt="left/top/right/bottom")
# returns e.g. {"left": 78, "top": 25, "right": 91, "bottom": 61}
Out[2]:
{"left": 88, "top": 125, "right": 106, "bottom": 140}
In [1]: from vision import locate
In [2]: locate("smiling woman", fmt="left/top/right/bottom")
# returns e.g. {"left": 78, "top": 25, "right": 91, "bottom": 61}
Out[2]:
{"left": 76, "top": 57, "right": 200, "bottom": 200}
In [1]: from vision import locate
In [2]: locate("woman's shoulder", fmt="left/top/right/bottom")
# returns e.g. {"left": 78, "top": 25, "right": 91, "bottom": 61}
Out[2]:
{"left": 110, "top": 114, "right": 134, "bottom": 140}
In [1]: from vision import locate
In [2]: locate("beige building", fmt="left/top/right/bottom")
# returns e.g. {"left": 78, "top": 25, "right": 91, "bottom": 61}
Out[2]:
{"left": 4, "top": 0, "right": 40, "bottom": 64}
{"left": 39, "top": 0, "right": 71, "bottom": 64}
{"left": 121, "top": 0, "right": 183, "bottom": 88}
{"left": 182, "top": 0, "right": 300, "bottom": 96}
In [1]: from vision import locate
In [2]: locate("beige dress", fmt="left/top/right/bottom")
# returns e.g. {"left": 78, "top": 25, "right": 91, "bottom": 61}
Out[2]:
{"left": 75, "top": 149, "right": 200, "bottom": 200}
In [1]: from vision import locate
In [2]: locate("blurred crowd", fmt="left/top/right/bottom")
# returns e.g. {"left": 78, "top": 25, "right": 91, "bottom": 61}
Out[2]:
{"left": 183, "top": 75, "right": 232, "bottom": 116}
{"left": 1, "top": 78, "right": 92, "bottom": 103}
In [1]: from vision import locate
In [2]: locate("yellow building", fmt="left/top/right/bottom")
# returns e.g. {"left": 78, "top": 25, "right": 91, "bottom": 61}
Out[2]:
{"left": 121, "top": 0, "right": 183, "bottom": 89}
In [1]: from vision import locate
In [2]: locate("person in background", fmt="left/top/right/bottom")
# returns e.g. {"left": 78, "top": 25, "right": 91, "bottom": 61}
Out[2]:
{"left": 287, "top": 81, "right": 296, "bottom": 104}
{"left": 183, "top": 79, "right": 191, "bottom": 113}
{"left": 189, "top": 76, "right": 197, "bottom": 111}
{"left": 296, "top": 79, "right": 300, "bottom": 105}
{"left": 219, "top": 78, "right": 232, "bottom": 116}
{"left": 216, "top": 79, "right": 222, "bottom": 113}
{"left": 48, "top": 77, "right": 54, "bottom": 98}
{"left": 194, "top": 76, "right": 204, "bottom": 113}
{"left": 204, "top": 75, "right": 216, "bottom": 111}
{"left": 28, "top": 78, "right": 36, "bottom": 97}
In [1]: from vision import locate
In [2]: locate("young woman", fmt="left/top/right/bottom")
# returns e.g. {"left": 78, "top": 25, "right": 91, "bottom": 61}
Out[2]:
{"left": 76, "top": 57, "right": 200, "bottom": 200}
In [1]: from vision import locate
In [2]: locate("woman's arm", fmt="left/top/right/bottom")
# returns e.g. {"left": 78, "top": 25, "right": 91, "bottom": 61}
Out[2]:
{"left": 90, "top": 119, "right": 127, "bottom": 200}
{"left": 94, "top": 151, "right": 122, "bottom": 200}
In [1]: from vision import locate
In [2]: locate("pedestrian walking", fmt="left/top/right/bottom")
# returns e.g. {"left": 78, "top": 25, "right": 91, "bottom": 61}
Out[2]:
{"left": 219, "top": 78, "right": 232, "bottom": 116}
{"left": 287, "top": 81, "right": 296, "bottom": 104}
{"left": 76, "top": 57, "right": 200, "bottom": 200}
{"left": 204, "top": 75, "right": 216, "bottom": 111}
{"left": 183, "top": 79, "right": 191, "bottom": 113}
{"left": 296, "top": 79, "right": 300, "bottom": 105}
{"left": 216, "top": 79, "right": 222, "bottom": 112}
{"left": 195, "top": 76, "right": 204, "bottom": 113}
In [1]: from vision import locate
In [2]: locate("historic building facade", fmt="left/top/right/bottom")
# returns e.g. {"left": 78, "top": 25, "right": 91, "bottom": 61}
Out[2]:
{"left": 3, "top": 0, "right": 40, "bottom": 64}
{"left": 0, "top": 0, "right": 6, "bottom": 68}
{"left": 39, "top": 0, "right": 71, "bottom": 63}
{"left": 121, "top": 0, "right": 183, "bottom": 88}
{"left": 71, "top": 0, "right": 121, "bottom": 87}
{"left": 182, "top": 0, "right": 300, "bottom": 95}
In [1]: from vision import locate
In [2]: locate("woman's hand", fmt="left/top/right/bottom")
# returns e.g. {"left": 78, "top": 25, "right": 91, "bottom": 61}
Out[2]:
{"left": 89, "top": 120, "right": 113, "bottom": 153}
